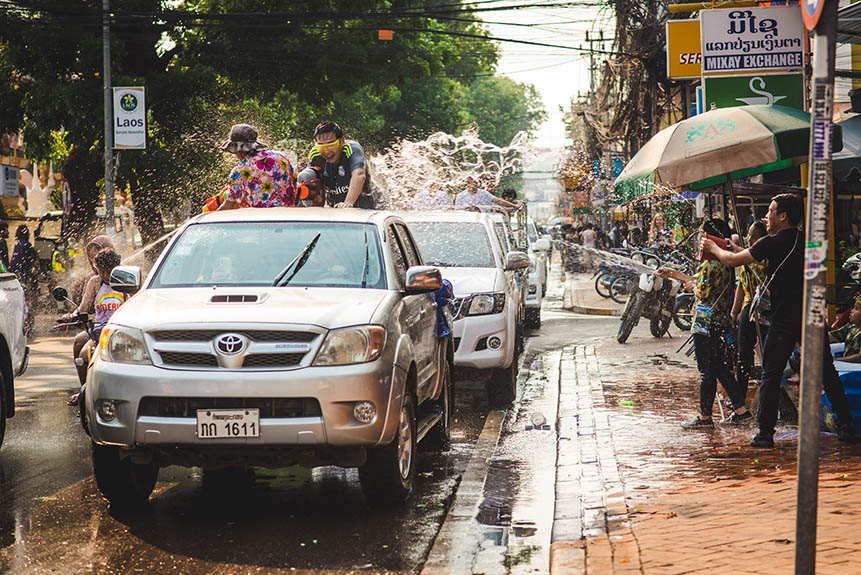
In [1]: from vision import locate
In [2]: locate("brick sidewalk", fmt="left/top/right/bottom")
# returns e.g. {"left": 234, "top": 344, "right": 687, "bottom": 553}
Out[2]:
{"left": 550, "top": 341, "right": 861, "bottom": 575}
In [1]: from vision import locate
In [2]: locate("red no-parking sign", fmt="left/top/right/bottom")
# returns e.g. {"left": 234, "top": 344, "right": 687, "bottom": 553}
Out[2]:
{"left": 801, "top": 0, "right": 826, "bottom": 30}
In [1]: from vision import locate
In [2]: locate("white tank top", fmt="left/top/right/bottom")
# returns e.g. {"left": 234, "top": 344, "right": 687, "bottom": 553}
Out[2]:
{"left": 94, "top": 282, "right": 125, "bottom": 326}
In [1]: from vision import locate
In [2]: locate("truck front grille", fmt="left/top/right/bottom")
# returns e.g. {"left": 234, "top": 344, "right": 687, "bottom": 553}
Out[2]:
{"left": 150, "top": 330, "right": 316, "bottom": 343}
{"left": 138, "top": 397, "right": 322, "bottom": 418}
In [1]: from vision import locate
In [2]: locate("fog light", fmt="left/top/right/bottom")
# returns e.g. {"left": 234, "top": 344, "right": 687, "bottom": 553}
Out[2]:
{"left": 97, "top": 400, "right": 117, "bottom": 421}
{"left": 488, "top": 336, "right": 502, "bottom": 350}
{"left": 528, "top": 285, "right": 537, "bottom": 294}
{"left": 353, "top": 401, "right": 377, "bottom": 424}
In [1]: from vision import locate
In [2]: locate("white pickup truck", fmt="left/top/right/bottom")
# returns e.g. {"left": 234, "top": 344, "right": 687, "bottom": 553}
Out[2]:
{"left": 0, "top": 272, "right": 30, "bottom": 447}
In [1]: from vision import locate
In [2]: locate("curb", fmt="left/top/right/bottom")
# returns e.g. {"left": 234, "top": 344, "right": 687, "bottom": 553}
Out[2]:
{"left": 562, "top": 304, "right": 621, "bottom": 317}
{"left": 562, "top": 280, "right": 623, "bottom": 317}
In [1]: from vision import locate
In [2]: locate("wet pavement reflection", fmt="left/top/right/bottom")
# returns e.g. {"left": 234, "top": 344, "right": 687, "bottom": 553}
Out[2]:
{"left": 0, "top": 388, "right": 489, "bottom": 574}
{"left": 596, "top": 340, "right": 861, "bottom": 498}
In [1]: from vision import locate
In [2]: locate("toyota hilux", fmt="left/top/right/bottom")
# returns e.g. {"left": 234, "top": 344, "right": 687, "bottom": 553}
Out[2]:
{"left": 84, "top": 208, "right": 452, "bottom": 508}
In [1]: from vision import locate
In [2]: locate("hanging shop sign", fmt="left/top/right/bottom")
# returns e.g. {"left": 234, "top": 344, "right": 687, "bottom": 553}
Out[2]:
{"left": 703, "top": 73, "right": 804, "bottom": 110}
{"left": 113, "top": 87, "right": 146, "bottom": 150}
{"left": 666, "top": 19, "right": 702, "bottom": 79}
{"left": 700, "top": 6, "right": 805, "bottom": 75}
{"left": 1, "top": 165, "right": 19, "bottom": 197}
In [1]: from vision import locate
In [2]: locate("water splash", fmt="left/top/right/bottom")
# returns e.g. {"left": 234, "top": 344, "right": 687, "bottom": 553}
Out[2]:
{"left": 369, "top": 126, "right": 537, "bottom": 209}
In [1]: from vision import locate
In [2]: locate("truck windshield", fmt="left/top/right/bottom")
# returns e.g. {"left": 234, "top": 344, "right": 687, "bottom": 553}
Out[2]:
{"left": 409, "top": 222, "right": 496, "bottom": 268}
{"left": 149, "top": 221, "right": 386, "bottom": 289}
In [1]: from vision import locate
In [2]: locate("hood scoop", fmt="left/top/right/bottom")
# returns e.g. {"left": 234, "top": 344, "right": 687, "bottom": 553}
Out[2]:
{"left": 210, "top": 294, "right": 261, "bottom": 303}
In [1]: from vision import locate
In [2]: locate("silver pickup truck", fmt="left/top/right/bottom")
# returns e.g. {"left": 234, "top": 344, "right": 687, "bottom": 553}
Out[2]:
{"left": 0, "top": 272, "right": 29, "bottom": 448}
{"left": 84, "top": 208, "right": 452, "bottom": 508}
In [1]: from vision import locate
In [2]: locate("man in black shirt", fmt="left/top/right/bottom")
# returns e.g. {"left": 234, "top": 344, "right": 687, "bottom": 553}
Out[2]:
{"left": 308, "top": 121, "right": 380, "bottom": 209}
{"left": 702, "top": 193, "right": 857, "bottom": 447}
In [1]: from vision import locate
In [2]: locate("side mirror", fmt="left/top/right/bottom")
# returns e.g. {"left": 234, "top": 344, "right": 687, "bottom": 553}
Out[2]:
{"left": 533, "top": 238, "right": 551, "bottom": 252}
{"left": 405, "top": 266, "right": 443, "bottom": 294}
{"left": 109, "top": 265, "right": 142, "bottom": 294}
{"left": 51, "top": 286, "right": 69, "bottom": 302}
{"left": 504, "top": 251, "right": 530, "bottom": 271}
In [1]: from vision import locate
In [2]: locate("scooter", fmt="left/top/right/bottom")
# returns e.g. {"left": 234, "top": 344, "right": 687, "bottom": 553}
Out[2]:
{"left": 51, "top": 285, "right": 98, "bottom": 435}
{"left": 617, "top": 273, "right": 680, "bottom": 344}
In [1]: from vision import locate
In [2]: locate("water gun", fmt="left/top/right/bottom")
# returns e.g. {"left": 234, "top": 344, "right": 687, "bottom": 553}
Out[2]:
{"left": 202, "top": 188, "right": 230, "bottom": 212}
{"left": 297, "top": 166, "right": 324, "bottom": 207}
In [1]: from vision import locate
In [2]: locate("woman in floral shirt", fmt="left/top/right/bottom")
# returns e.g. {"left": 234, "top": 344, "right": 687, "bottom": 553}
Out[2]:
{"left": 656, "top": 218, "right": 751, "bottom": 429}
{"left": 217, "top": 124, "right": 297, "bottom": 209}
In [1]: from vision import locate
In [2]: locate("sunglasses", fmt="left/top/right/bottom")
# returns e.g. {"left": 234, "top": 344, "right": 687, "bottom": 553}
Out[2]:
{"left": 314, "top": 140, "right": 342, "bottom": 153}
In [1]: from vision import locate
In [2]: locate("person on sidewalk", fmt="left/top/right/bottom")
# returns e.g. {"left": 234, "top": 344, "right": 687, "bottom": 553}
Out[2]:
{"left": 702, "top": 193, "right": 859, "bottom": 447}
{"left": 730, "top": 220, "right": 767, "bottom": 398}
{"left": 657, "top": 218, "right": 752, "bottom": 429}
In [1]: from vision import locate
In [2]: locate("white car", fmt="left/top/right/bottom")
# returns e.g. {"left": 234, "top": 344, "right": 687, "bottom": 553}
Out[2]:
{"left": 0, "top": 271, "right": 29, "bottom": 448}
{"left": 527, "top": 218, "right": 549, "bottom": 295}
{"left": 82, "top": 208, "right": 452, "bottom": 508}
{"left": 404, "top": 211, "right": 530, "bottom": 404}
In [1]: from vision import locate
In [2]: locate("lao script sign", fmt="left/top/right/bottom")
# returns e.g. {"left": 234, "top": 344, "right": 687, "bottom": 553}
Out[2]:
{"left": 701, "top": 6, "right": 805, "bottom": 76}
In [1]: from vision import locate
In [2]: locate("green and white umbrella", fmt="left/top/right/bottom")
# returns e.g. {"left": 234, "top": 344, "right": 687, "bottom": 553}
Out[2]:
{"left": 614, "top": 105, "right": 842, "bottom": 203}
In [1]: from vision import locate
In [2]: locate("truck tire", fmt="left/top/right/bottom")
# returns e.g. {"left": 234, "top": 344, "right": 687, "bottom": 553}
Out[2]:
{"left": 425, "top": 360, "right": 453, "bottom": 450}
{"left": 489, "top": 352, "right": 518, "bottom": 407}
{"left": 525, "top": 308, "right": 541, "bottom": 329}
{"left": 617, "top": 292, "right": 645, "bottom": 344}
{"left": 91, "top": 443, "right": 159, "bottom": 509}
{"left": 359, "top": 393, "right": 416, "bottom": 505}
{"left": 0, "top": 368, "right": 6, "bottom": 449}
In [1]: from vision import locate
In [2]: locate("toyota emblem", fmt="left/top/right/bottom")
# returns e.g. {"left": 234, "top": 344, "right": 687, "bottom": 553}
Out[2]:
{"left": 215, "top": 333, "right": 246, "bottom": 355}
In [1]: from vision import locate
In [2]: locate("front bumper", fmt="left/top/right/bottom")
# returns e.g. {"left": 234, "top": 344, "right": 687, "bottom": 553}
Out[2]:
{"left": 85, "top": 359, "right": 402, "bottom": 451}
{"left": 451, "top": 312, "right": 510, "bottom": 369}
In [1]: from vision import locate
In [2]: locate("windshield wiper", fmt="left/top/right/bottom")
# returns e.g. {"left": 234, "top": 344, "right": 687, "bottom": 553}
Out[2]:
{"left": 272, "top": 232, "right": 321, "bottom": 287}
{"left": 361, "top": 226, "right": 369, "bottom": 289}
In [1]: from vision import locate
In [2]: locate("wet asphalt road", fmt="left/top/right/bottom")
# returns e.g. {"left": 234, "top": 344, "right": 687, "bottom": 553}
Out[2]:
{"left": 0, "top": 279, "right": 616, "bottom": 575}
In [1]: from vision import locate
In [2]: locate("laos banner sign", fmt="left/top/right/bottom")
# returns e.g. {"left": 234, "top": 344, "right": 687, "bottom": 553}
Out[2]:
{"left": 700, "top": 6, "right": 804, "bottom": 76}
{"left": 113, "top": 87, "right": 146, "bottom": 149}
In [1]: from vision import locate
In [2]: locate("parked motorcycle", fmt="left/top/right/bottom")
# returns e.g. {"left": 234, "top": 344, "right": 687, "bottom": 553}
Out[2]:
{"left": 617, "top": 273, "right": 681, "bottom": 344}
{"left": 672, "top": 291, "right": 694, "bottom": 332}
{"left": 830, "top": 252, "right": 861, "bottom": 330}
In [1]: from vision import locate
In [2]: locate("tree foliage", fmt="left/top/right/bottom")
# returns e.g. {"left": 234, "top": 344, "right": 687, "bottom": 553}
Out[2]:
{"left": 0, "top": 0, "right": 545, "bottom": 242}
{"left": 464, "top": 76, "right": 547, "bottom": 148}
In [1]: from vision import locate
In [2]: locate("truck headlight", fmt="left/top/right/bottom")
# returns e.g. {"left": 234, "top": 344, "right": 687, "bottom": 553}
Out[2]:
{"left": 313, "top": 325, "right": 386, "bottom": 366}
{"left": 99, "top": 326, "right": 151, "bottom": 364}
{"left": 467, "top": 293, "right": 505, "bottom": 316}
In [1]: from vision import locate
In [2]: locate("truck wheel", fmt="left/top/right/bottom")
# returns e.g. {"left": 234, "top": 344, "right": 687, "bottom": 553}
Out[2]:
{"left": 91, "top": 443, "right": 158, "bottom": 509}
{"left": 359, "top": 393, "right": 416, "bottom": 505}
{"left": 425, "top": 361, "right": 452, "bottom": 450}
{"left": 0, "top": 368, "right": 6, "bottom": 449}
{"left": 525, "top": 308, "right": 541, "bottom": 329}
{"left": 489, "top": 352, "right": 518, "bottom": 407}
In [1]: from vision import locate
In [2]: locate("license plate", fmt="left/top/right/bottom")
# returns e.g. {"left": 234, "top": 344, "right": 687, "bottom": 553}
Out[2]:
{"left": 196, "top": 409, "right": 260, "bottom": 439}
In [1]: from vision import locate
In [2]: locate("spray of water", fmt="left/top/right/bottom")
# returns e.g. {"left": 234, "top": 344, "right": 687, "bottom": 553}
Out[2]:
{"left": 369, "top": 126, "right": 537, "bottom": 209}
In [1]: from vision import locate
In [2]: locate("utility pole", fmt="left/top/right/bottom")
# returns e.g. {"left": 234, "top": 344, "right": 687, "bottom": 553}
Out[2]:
{"left": 797, "top": 0, "right": 837, "bottom": 573}
{"left": 102, "top": 0, "right": 115, "bottom": 238}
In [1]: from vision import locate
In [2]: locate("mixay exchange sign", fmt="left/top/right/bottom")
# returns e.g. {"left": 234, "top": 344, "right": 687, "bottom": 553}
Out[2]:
{"left": 701, "top": 6, "right": 804, "bottom": 75}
